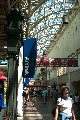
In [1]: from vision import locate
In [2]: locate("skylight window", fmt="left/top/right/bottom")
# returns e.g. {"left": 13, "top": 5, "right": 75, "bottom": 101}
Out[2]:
{"left": 27, "top": 0, "right": 77, "bottom": 56}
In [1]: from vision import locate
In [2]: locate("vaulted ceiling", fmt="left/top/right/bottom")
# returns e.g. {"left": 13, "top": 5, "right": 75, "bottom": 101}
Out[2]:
{"left": 0, "top": 0, "right": 79, "bottom": 60}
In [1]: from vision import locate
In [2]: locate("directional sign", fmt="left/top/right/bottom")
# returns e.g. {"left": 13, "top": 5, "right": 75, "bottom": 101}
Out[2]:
{"left": 36, "top": 57, "right": 78, "bottom": 67}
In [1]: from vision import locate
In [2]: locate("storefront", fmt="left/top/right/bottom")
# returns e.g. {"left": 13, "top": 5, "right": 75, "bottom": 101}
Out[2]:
{"left": 57, "top": 67, "right": 68, "bottom": 92}
{"left": 70, "top": 69, "right": 80, "bottom": 95}
{"left": 58, "top": 74, "right": 68, "bottom": 91}
{"left": 0, "top": 70, "right": 7, "bottom": 108}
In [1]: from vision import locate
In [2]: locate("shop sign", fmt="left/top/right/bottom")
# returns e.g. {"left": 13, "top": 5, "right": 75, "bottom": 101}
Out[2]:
{"left": 34, "top": 81, "right": 41, "bottom": 85}
{"left": 57, "top": 67, "right": 67, "bottom": 76}
{"left": 29, "top": 80, "right": 35, "bottom": 85}
{"left": 41, "top": 80, "right": 47, "bottom": 85}
{"left": 36, "top": 58, "right": 78, "bottom": 67}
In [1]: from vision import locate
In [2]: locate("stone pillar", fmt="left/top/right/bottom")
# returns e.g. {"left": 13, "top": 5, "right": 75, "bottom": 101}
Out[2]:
{"left": 7, "top": 58, "right": 15, "bottom": 119}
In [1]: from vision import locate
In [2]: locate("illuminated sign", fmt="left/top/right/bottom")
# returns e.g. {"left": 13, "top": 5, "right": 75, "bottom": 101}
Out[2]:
{"left": 29, "top": 80, "right": 35, "bottom": 85}
{"left": 57, "top": 67, "right": 67, "bottom": 76}
{"left": 36, "top": 57, "right": 78, "bottom": 67}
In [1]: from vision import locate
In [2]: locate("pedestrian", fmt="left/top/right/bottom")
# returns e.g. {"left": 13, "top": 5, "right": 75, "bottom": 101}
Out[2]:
{"left": 42, "top": 88, "right": 48, "bottom": 104}
{"left": 26, "top": 88, "right": 30, "bottom": 103}
{"left": 54, "top": 86, "right": 76, "bottom": 120}
{"left": 32, "top": 88, "right": 37, "bottom": 106}
{"left": 23, "top": 86, "right": 27, "bottom": 105}
{"left": 78, "top": 95, "right": 80, "bottom": 113}
{"left": 52, "top": 88, "right": 58, "bottom": 104}
{"left": 74, "top": 93, "right": 79, "bottom": 114}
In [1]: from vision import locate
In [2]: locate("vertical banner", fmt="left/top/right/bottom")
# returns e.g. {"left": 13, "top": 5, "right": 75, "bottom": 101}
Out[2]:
{"left": 23, "top": 38, "right": 37, "bottom": 79}
{"left": 23, "top": 78, "right": 29, "bottom": 85}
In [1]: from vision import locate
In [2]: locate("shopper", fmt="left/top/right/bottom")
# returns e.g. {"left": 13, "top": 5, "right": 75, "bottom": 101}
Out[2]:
{"left": 23, "top": 86, "right": 27, "bottom": 105}
{"left": 52, "top": 88, "right": 58, "bottom": 104}
{"left": 74, "top": 93, "right": 79, "bottom": 114}
{"left": 42, "top": 88, "right": 48, "bottom": 104}
{"left": 54, "top": 86, "right": 76, "bottom": 120}
{"left": 78, "top": 95, "right": 80, "bottom": 113}
{"left": 32, "top": 88, "right": 37, "bottom": 106}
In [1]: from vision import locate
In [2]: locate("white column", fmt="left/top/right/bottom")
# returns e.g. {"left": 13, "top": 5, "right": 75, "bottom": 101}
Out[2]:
{"left": 66, "top": 68, "right": 71, "bottom": 92}
{"left": 17, "top": 46, "right": 23, "bottom": 117}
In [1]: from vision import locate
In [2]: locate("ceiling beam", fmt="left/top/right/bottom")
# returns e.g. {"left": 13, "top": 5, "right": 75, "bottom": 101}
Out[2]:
{"left": 0, "top": 20, "right": 6, "bottom": 24}
{"left": 29, "top": 12, "right": 53, "bottom": 31}
{"left": 10, "top": 0, "right": 19, "bottom": 8}
{"left": 24, "top": 0, "right": 47, "bottom": 18}
{"left": 25, "top": 0, "right": 31, "bottom": 38}
{"left": 3, "top": 0, "right": 10, "bottom": 14}
{"left": 0, "top": 15, "right": 6, "bottom": 19}
{"left": 0, "top": 34, "right": 6, "bottom": 37}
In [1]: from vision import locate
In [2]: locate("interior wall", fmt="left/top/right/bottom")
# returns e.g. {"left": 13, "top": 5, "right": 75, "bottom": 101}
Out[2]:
{"left": 71, "top": 81, "right": 80, "bottom": 96}
{"left": 48, "top": 9, "right": 80, "bottom": 61}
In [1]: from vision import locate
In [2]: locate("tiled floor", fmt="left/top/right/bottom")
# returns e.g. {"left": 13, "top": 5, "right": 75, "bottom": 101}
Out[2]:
{"left": 23, "top": 96, "right": 54, "bottom": 120}
{"left": 17, "top": 96, "right": 80, "bottom": 120}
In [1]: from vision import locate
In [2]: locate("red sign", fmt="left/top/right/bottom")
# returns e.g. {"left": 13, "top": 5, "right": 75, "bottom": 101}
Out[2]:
{"left": 36, "top": 57, "right": 78, "bottom": 67}
{"left": 41, "top": 81, "right": 47, "bottom": 85}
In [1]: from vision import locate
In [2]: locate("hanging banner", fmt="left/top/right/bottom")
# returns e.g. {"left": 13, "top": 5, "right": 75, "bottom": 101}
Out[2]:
{"left": 23, "top": 78, "right": 29, "bottom": 85}
{"left": 23, "top": 38, "right": 37, "bottom": 78}
{"left": 36, "top": 57, "right": 78, "bottom": 67}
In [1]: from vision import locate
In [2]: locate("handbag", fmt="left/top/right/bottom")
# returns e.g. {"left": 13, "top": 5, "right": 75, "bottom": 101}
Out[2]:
{"left": 52, "top": 97, "right": 62, "bottom": 117}
{"left": 51, "top": 108, "right": 61, "bottom": 118}
{"left": 51, "top": 108, "right": 56, "bottom": 117}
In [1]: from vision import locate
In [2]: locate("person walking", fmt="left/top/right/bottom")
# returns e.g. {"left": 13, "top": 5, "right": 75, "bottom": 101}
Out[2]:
{"left": 52, "top": 88, "right": 58, "bottom": 104}
{"left": 32, "top": 88, "right": 37, "bottom": 106}
{"left": 23, "top": 86, "right": 27, "bottom": 105}
{"left": 26, "top": 88, "right": 30, "bottom": 103}
{"left": 54, "top": 86, "right": 76, "bottom": 120}
{"left": 42, "top": 88, "right": 48, "bottom": 104}
{"left": 74, "top": 93, "right": 79, "bottom": 114}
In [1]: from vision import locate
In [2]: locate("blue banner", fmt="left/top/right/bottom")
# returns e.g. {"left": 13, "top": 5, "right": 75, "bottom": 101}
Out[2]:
{"left": 23, "top": 78, "right": 29, "bottom": 85}
{"left": 23, "top": 38, "right": 37, "bottom": 78}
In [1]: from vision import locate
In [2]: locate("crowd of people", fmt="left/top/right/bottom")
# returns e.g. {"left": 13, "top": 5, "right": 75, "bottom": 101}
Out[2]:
{"left": 23, "top": 86, "right": 49, "bottom": 106}
{"left": 23, "top": 85, "right": 80, "bottom": 120}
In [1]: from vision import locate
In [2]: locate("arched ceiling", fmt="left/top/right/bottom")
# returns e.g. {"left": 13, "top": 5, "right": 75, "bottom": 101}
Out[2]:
{"left": 0, "top": 0, "right": 79, "bottom": 60}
